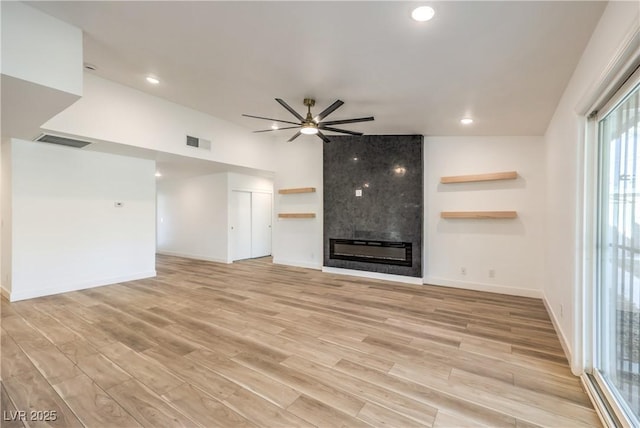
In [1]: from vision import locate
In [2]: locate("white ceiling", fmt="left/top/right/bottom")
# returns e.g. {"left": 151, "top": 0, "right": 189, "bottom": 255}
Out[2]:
{"left": 28, "top": 1, "right": 606, "bottom": 138}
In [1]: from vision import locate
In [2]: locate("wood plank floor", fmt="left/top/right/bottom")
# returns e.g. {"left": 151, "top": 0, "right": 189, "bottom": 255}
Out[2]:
{"left": 1, "top": 255, "right": 599, "bottom": 427}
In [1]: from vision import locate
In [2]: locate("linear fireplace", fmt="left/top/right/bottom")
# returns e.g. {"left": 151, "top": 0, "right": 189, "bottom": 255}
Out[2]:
{"left": 323, "top": 134, "right": 423, "bottom": 277}
{"left": 329, "top": 239, "right": 412, "bottom": 267}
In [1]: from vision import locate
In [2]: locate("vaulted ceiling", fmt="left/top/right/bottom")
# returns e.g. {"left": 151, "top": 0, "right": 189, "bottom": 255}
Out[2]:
{"left": 29, "top": 1, "right": 606, "bottom": 137}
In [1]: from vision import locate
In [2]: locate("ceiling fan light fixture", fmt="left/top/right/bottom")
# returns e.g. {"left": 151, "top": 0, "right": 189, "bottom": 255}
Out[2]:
{"left": 243, "top": 98, "right": 374, "bottom": 142}
{"left": 300, "top": 123, "right": 319, "bottom": 135}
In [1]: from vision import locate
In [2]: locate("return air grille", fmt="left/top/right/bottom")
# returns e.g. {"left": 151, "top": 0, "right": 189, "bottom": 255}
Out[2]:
{"left": 186, "top": 135, "right": 211, "bottom": 150}
{"left": 186, "top": 135, "right": 199, "bottom": 147}
{"left": 35, "top": 134, "right": 92, "bottom": 148}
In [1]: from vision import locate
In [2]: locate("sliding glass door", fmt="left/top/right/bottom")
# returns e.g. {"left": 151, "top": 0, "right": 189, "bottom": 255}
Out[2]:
{"left": 596, "top": 77, "right": 640, "bottom": 425}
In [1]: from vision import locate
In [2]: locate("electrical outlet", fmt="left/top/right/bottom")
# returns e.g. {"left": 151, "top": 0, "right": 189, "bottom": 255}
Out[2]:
{"left": 489, "top": 269, "right": 495, "bottom": 278}
{"left": 461, "top": 267, "right": 467, "bottom": 275}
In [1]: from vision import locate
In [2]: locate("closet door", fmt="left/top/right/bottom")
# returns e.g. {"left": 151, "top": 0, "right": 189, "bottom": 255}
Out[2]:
{"left": 251, "top": 192, "right": 272, "bottom": 258}
{"left": 231, "top": 190, "right": 252, "bottom": 261}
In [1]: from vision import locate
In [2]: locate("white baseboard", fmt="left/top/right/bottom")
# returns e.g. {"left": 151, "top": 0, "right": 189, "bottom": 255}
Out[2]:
{"left": 423, "top": 276, "right": 543, "bottom": 298}
{"left": 542, "top": 294, "right": 575, "bottom": 373}
{"left": 322, "top": 266, "right": 423, "bottom": 285}
{"left": 156, "top": 250, "right": 230, "bottom": 264}
{"left": 272, "top": 258, "right": 322, "bottom": 270}
{"left": 8, "top": 270, "right": 156, "bottom": 302}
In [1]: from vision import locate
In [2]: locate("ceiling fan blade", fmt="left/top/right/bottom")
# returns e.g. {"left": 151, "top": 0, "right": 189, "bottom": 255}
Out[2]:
{"left": 275, "top": 98, "right": 305, "bottom": 122}
{"left": 318, "top": 126, "right": 363, "bottom": 136}
{"left": 253, "top": 126, "right": 301, "bottom": 133}
{"left": 320, "top": 116, "right": 374, "bottom": 126}
{"left": 287, "top": 131, "right": 302, "bottom": 142}
{"left": 242, "top": 114, "right": 300, "bottom": 126}
{"left": 316, "top": 131, "right": 331, "bottom": 143}
{"left": 316, "top": 100, "right": 344, "bottom": 121}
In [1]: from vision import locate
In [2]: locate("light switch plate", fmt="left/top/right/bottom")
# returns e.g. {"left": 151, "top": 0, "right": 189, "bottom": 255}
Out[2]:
{"left": 355, "top": 189, "right": 363, "bottom": 197}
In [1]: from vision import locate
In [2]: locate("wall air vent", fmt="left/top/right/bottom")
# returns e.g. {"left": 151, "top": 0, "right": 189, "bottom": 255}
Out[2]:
{"left": 186, "top": 135, "right": 211, "bottom": 151}
{"left": 186, "top": 135, "right": 199, "bottom": 147}
{"left": 35, "top": 134, "right": 92, "bottom": 149}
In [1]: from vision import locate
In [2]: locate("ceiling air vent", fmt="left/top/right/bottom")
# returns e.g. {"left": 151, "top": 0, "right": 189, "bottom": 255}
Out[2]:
{"left": 186, "top": 135, "right": 211, "bottom": 151}
{"left": 35, "top": 134, "right": 92, "bottom": 149}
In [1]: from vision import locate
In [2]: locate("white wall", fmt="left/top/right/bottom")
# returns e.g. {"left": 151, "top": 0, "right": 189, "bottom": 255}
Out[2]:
{"left": 271, "top": 135, "right": 547, "bottom": 297}
{"left": 1, "top": 141, "right": 11, "bottom": 297}
{"left": 544, "top": 1, "right": 640, "bottom": 372}
{"left": 424, "top": 137, "right": 545, "bottom": 298}
{"left": 0, "top": 2, "right": 81, "bottom": 146}
{"left": 157, "top": 171, "right": 273, "bottom": 263}
{"left": 1, "top": 2, "right": 83, "bottom": 297}
{"left": 10, "top": 139, "right": 156, "bottom": 301}
{"left": 272, "top": 139, "right": 323, "bottom": 269}
{"left": 42, "top": 73, "right": 276, "bottom": 173}
{"left": 157, "top": 173, "right": 229, "bottom": 263}
{"left": 0, "top": 1, "right": 82, "bottom": 96}
{"left": 228, "top": 172, "right": 273, "bottom": 193}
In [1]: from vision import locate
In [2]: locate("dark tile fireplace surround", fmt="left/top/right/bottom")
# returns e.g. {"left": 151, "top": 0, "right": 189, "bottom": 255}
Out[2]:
{"left": 323, "top": 135, "right": 423, "bottom": 277}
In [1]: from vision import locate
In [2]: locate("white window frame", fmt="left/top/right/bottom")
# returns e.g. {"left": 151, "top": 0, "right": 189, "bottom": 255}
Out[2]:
{"left": 583, "top": 64, "right": 640, "bottom": 428}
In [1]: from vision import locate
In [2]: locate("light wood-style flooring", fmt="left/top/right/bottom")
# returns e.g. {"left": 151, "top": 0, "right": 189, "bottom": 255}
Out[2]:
{"left": 1, "top": 255, "right": 599, "bottom": 427}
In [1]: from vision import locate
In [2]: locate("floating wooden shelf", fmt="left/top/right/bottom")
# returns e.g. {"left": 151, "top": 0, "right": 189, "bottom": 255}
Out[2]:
{"left": 441, "top": 211, "right": 518, "bottom": 219}
{"left": 440, "top": 171, "right": 518, "bottom": 184}
{"left": 278, "top": 187, "right": 316, "bottom": 195}
{"left": 278, "top": 213, "right": 316, "bottom": 219}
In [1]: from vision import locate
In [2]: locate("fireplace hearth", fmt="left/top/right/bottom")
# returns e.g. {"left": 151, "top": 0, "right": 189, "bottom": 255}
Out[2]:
{"left": 329, "top": 239, "right": 412, "bottom": 267}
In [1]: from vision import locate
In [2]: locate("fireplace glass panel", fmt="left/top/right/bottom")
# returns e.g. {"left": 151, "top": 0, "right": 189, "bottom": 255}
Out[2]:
{"left": 329, "top": 239, "right": 412, "bottom": 267}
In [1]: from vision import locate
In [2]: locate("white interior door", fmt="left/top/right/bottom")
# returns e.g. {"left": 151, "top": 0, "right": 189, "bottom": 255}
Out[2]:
{"left": 231, "top": 191, "right": 252, "bottom": 261}
{"left": 251, "top": 192, "right": 272, "bottom": 258}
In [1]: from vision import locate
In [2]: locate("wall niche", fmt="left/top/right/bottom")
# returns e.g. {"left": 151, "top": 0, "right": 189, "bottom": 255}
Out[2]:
{"left": 323, "top": 135, "right": 423, "bottom": 277}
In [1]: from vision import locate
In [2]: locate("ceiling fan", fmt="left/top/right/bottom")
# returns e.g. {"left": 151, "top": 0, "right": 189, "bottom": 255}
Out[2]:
{"left": 242, "top": 98, "right": 374, "bottom": 143}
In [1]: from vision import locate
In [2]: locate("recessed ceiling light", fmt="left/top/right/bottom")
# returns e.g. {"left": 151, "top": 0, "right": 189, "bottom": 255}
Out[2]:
{"left": 155, "top": 171, "right": 162, "bottom": 177}
{"left": 271, "top": 123, "right": 279, "bottom": 130}
{"left": 412, "top": 6, "right": 435, "bottom": 22}
{"left": 146, "top": 76, "right": 160, "bottom": 85}
{"left": 460, "top": 118, "right": 474, "bottom": 125}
